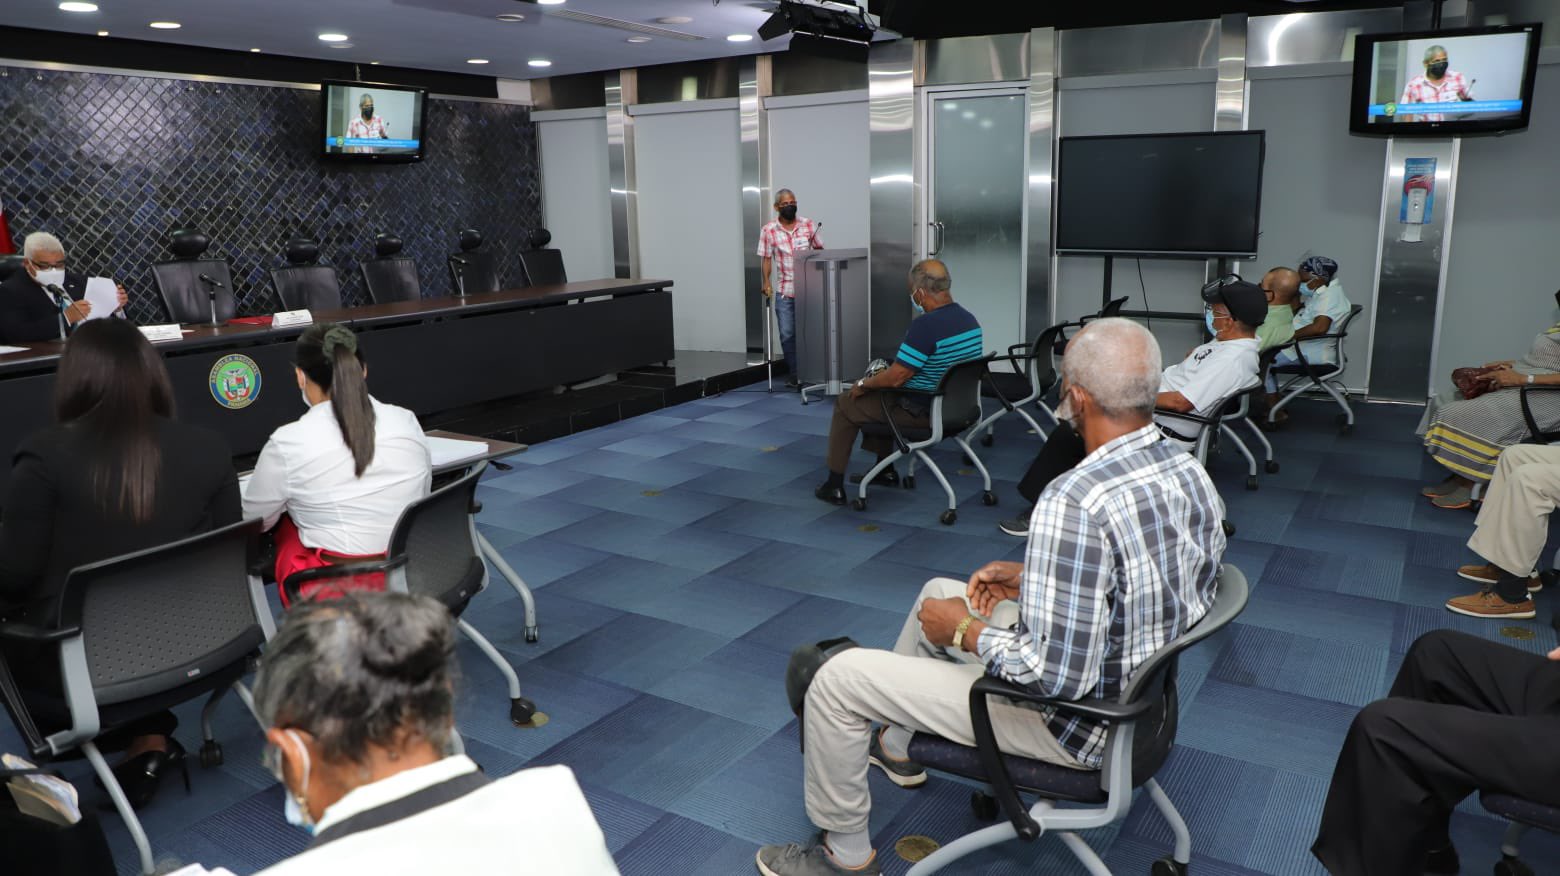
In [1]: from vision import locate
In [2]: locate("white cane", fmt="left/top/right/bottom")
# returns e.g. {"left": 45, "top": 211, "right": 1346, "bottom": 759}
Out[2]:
{"left": 765, "top": 290, "right": 775, "bottom": 392}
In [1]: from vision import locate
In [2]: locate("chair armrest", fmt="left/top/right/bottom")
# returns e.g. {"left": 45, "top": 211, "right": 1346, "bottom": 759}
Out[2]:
{"left": 1518, "top": 384, "right": 1560, "bottom": 443}
{"left": 972, "top": 674, "right": 1156, "bottom": 721}
{"left": 1153, "top": 407, "right": 1217, "bottom": 429}
{"left": 0, "top": 621, "right": 81, "bottom": 642}
{"left": 876, "top": 392, "right": 916, "bottom": 455}
{"left": 281, "top": 557, "right": 407, "bottom": 605}
{"left": 1006, "top": 342, "right": 1034, "bottom": 357}
{"left": 0, "top": 651, "right": 50, "bottom": 760}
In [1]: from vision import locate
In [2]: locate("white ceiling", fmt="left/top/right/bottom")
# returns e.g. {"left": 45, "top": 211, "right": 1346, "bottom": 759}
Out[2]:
{"left": 5, "top": 0, "right": 797, "bottom": 81}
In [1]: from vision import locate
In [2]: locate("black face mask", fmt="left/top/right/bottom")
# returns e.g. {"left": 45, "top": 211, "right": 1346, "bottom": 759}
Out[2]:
{"left": 1428, "top": 61, "right": 1449, "bottom": 78}
{"left": 778, "top": 205, "right": 797, "bottom": 221}
{"left": 362, "top": 107, "right": 375, "bottom": 119}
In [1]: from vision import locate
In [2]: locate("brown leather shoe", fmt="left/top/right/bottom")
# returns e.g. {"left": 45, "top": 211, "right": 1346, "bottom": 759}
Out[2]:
{"left": 1445, "top": 591, "right": 1537, "bottom": 619}
{"left": 1456, "top": 563, "right": 1542, "bottom": 591}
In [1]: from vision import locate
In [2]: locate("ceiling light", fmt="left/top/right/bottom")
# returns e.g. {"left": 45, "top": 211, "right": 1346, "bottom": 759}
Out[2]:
{"left": 537, "top": 0, "right": 566, "bottom": 5}
{"left": 527, "top": 59, "right": 552, "bottom": 68}
{"left": 467, "top": 58, "right": 489, "bottom": 64}
{"left": 148, "top": 21, "right": 181, "bottom": 29}
{"left": 96, "top": 30, "right": 108, "bottom": 36}
{"left": 317, "top": 33, "right": 348, "bottom": 42}
{"left": 59, "top": 2, "right": 98, "bottom": 12}
{"left": 626, "top": 36, "right": 652, "bottom": 43}
{"left": 726, "top": 33, "right": 753, "bottom": 42}
{"left": 496, "top": 13, "right": 525, "bottom": 22}
{"left": 370, "top": 61, "right": 381, "bottom": 65}
{"left": 656, "top": 16, "right": 692, "bottom": 24}
{"left": 249, "top": 47, "right": 261, "bottom": 53}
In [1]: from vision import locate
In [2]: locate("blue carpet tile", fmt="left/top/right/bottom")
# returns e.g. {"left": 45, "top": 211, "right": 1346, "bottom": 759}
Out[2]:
{"left": 7, "top": 387, "right": 1560, "bottom": 875}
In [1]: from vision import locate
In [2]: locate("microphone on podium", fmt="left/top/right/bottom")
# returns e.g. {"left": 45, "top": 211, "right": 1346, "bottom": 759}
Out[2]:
{"left": 44, "top": 283, "right": 71, "bottom": 303}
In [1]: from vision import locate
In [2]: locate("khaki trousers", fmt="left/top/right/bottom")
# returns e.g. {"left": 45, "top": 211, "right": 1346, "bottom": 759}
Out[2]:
{"left": 1467, "top": 443, "right": 1560, "bottom": 576}
{"left": 802, "top": 577, "right": 1084, "bottom": 834}
{"left": 825, "top": 390, "right": 929, "bottom": 475}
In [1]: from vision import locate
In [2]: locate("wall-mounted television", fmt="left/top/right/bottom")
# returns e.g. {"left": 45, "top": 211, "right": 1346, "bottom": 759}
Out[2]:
{"left": 320, "top": 79, "right": 429, "bottom": 162}
{"left": 1349, "top": 23, "right": 1542, "bottom": 136}
{"left": 1055, "top": 131, "right": 1265, "bottom": 259}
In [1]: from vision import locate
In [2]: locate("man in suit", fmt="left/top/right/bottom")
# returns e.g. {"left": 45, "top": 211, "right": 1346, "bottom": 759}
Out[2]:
{"left": 0, "top": 231, "right": 128, "bottom": 343}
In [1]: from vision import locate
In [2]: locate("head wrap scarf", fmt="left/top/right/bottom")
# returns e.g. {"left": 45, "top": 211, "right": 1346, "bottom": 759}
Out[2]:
{"left": 1300, "top": 256, "right": 1338, "bottom": 283}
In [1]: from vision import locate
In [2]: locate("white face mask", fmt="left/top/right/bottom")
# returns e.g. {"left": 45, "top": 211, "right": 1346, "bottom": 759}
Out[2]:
{"left": 300, "top": 387, "right": 314, "bottom": 409}
{"left": 33, "top": 268, "right": 65, "bottom": 288}
{"left": 279, "top": 729, "right": 315, "bottom": 833}
{"left": 1055, "top": 386, "right": 1079, "bottom": 432}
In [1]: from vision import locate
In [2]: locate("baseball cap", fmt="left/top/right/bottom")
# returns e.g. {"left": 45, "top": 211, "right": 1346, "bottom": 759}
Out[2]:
{"left": 1201, "top": 278, "right": 1267, "bottom": 329}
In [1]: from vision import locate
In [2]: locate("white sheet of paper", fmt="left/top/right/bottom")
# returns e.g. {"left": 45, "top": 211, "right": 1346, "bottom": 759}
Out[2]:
{"left": 427, "top": 436, "right": 489, "bottom": 467}
{"left": 82, "top": 276, "right": 119, "bottom": 322}
{"left": 0, "top": 345, "right": 28, "bottom": 354}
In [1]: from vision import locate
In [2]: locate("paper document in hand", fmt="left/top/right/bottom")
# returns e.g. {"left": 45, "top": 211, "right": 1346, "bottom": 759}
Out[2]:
{"left": 427, "top": 436, "right": 489, "bottom": 467}
{"left": 0, "top": 345, "right": 28, "bottom": 354}
{"left": 83, "top": 276, "right": 120, "bottom": 322}
{"left": 2, "top": 752, "right": 82, "bottom": 825}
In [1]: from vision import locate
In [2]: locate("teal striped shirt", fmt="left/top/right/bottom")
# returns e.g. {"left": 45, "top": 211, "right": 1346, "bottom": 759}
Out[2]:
{"left": 895, "top": 303, "right": 984, "bottom": 392}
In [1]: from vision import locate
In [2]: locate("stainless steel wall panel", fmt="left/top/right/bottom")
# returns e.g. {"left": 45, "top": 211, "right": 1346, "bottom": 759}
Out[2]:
{"left": 868, "top": 38, "right": 917, "bottom": 359}
{"left": 919, "top": 33, "right": 1029, "bottom": 87}
{"left": 605, "top": 70, "right": 639, "bottom": 279}
{"left": 1247, "top": 8, "right": 1405, "bottom": 67}
{"left": 1215, "top": 14, "right": 1247, "bottom": 132}
{"left": 1027, "top": 28, "right": 1056, "bottom": 341}
{"left": 770, "top": 51, "right": 868, "bottom": 96}
{"left": 1058, "top": 20, "right": 1220, "bottom": 77}
{"left": 740, "top": 56, "right": 771, "bottom": 353}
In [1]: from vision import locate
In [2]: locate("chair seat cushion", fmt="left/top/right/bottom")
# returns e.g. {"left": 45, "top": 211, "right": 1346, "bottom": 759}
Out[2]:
{"left": 859, "top": 423, "right": 933, "bottom": 442}
{"left": 1480, "top": 791, "right": 1560, "bottom": 831}
{"left": 981, "top": 372, "right": 1034, "bottom": 401}
{"left": 1271, "top": 362, "right": 1341, "bottom": 379}
{"left": 907, "top": 732, "right": 1105, "bottom": 804}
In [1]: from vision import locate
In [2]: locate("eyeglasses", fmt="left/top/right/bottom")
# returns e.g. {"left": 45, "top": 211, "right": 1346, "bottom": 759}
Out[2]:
{"left": 29, "top": 257, "right": 65, "bottom": 270}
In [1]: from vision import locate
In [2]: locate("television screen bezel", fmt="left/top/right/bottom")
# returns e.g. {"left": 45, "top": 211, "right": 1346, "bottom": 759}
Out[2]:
{"left": 1054, "top": 129, "right": 1266, "bottom": 260}
{"left": 1348, "top": 22, "right": 1543, "bottom": 137}
{"left": 319, "top": 78, "right": 431, "bottom": 163}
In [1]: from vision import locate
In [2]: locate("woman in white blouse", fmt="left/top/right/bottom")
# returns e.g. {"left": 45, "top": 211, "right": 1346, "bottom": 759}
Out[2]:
{"left": 243, "top": 322, "right": 431, "bottom": 605}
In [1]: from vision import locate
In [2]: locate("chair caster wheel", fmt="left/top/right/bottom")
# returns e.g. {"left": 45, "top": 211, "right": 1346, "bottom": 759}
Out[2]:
{"left": 939, "top": 510, "right": 957, "bottom": 526}
{"left": 970, "top": 791, "right": 999, "bottom": 822}
{"left": 1245, "top": 476, "right": 1258, "bottom": 491}
{"left": 904, "top": 476, "right": 916, "bottom": 490}
{"left": 1151, "top": 857, "right": 1188, "bottom": 876}
{"left": 524, "top": 626, "right": 539, "bottom": 644}
{"left": 510, "top": 697, "right": 538, "bottom": 727}
{"left": 980, "top": 434, "right": 994, "bottom": 447}
{"left": 981, "top": 491, "right": 997, "bottom": 506}
{"left": 199, "top": 740, "right": 223, "bottom": 768}
{"left": 851, "top": 498, "right": 867, "bottom": 511}
{"left": 1494, "top": 857, "right": 1534, "bottom": 876}
{"left": 1222, "top": 520, "right": 1236, "bottom": 537}
{"left": 1265, "top": 460, "right": 1280, "bottom": 474}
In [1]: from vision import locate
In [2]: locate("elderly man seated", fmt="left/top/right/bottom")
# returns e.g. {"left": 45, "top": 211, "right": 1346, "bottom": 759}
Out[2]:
{"left": 998, "top": 281, "right": 1264, "bottom": 536}
{"left": 755, "top": 318, "right": 1226, "bottom": 876}
{"left": 0, "top": 231, "right": 129, "bottom": 343}
{"left": 1443, "top": 443, "right": 1559, "bottom": 619}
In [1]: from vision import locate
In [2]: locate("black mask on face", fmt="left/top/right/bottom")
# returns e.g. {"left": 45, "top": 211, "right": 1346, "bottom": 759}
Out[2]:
{"left": 1428, "top": 61, "right": 1449, "bottom": 78}
{"left": 362, "top": 106, "right": 375, "bottom": 119}
{"left": 778, "top": 205, "right": 797, "bottom": 221}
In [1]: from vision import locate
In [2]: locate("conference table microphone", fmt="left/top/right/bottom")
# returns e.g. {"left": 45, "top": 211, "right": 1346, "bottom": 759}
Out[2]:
{"left": 449, "top": 256, "right": 469, "bottom": 297}
{"left": 198, "top": 273, "right": 224, "bottom": 326}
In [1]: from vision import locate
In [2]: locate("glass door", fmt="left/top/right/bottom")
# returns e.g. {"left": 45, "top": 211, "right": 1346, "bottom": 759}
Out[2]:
{"left": 923, "top": 88, "right": 1029, "bottom": 362}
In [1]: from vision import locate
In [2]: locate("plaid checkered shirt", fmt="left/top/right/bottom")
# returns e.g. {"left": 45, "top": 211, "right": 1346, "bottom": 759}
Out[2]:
{"left": 1398, "top": 70, "right": 1471, "bottom": 122}
{"left": 974, "top": 424, "right": 1226, "bottom": 768}
{"left": 756, "top": 218, "right": 823, "bottom": 298}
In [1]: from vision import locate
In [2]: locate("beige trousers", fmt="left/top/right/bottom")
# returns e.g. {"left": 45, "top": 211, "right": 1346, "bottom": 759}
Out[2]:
{"left": 1468, "top": 443, "right": 1560, "bottom": 576}
{"left": 802, "top": 577, "right": 1084, "bottom": 834}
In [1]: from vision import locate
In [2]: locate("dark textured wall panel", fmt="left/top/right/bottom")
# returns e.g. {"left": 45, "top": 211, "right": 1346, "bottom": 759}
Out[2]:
{"left": 0, "top": 66, "right": 540, "bottom": 323}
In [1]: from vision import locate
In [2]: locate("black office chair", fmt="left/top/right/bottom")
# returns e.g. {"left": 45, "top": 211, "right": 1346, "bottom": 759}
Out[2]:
{"left": 974, "top": 322, "right": 1067, "bottom": 447}
{"left": 360, "top": 233, "right": 422, "bottom": 304}
{"left": 901, "top": 564, "right": 1249, "bottom": 875}
{"left": 151, "top": 229, "right": 236, "bottom": 324}
{"left": 448, "top": 228, "right": 499, "bottom": 296}
{"left": 1267, "top": 303, "right": 1365, "bottom": 433}
{"left": 0, "top": 253, "right": 26, "bottom": 283}
{"left": 853, "top": 355, "right": 997, "bottom": 525}
{"left": 269, "top": 237, "right": 343, "bottom": 312}
{"left": 1482, "top": 792, "right": 1560, "bottom": 876}
{"left": 517, "top": 227, "right": 567, "bottom": 288}
{"left": 281, "top": 462, "right": 537, "bottom": 727}
{"left": 1155, "top": 379, "right": 1265, "bottom": 475}
{"left": 0, "top": 519, "right": 271, "bottom": 876}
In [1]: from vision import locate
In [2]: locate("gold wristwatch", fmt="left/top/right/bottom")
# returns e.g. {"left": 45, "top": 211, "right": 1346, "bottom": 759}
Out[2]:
{"left": 952, "top": 615, "right": 977, "bottom": 651}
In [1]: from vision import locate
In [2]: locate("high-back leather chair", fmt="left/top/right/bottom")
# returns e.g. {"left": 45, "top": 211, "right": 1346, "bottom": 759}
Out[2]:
{"left": 0, "top": 253, "right": 26, "bottom": 284}
{"left": 269, "top": 237, "right": 343, "bottom": 312}
{"left": 360, "top": 233, "right": 422, "bottom": 304}
{"left": 517, "top": 227, "right": 567, "bottom": 288}
{"left": 151, "top": 229, "right": 236, "bottom": 324}
{"left": 448, "top": 228, "right": 499, "bottom": 296}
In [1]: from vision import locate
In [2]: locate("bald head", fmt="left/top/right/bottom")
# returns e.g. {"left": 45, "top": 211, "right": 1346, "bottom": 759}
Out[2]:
{"left": 1063, "top": 317, "right": 1162, "bottom": 420}
{"left": 1262, "top": 267, "right": 1301, "bottom": 307}
{"left": 908, "top": 259, "right": 951, "bottom": 297}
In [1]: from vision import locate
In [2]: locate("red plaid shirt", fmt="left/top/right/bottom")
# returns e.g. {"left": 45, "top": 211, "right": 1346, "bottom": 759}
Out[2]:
{"left": 757, "top": 218, "right": 823, "bottom": 298}
{"left": 1399, "top": 70, "right": 1470, "bottom": 122}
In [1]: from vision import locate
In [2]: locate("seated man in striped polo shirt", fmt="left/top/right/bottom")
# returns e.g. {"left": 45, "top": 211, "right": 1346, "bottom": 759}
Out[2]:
{"left": 815, "top": 258, "right": 983, "bottom": 506}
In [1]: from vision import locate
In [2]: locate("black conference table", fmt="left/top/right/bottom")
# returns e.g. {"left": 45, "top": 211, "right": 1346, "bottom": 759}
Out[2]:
{"left": 0, "top": 278, "right": 673, "bottom": 494}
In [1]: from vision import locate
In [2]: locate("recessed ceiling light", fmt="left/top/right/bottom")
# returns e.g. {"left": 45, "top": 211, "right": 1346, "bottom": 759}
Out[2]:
{"left": 96, "top": 30, "right": 108, "bottom": 36}
{"left": 317, "top": 33, "right": 348, "bottom": 42}
{"left": 466, "top": 58, "right": 489, "bottom": 64}
{"left": 249, "top": 48, "right": 261, "bottom": 53}
{"left": 726, "top": 33, "right": 753, "bottom": 42}
{"left": 148, "top": 21, "right": 181, "bottom": 29}
{"left": 59, "top": 2, "right": 98, "bottom": 12}
{"left": 537, "top": 0, "right": 566, "bottom": 5}
{"left": 370, "top": 61, "right": 381, "bottom": 65}
{"left": 626, "top": 36, "right": 652, "bottom": 44}
{"left": 527, "top": 59, "right": 552, "bottom": 68}
{"left": 656, "top": 16, "right": 693, "bottom": 24}
{"left": 496, "top": 13, "right": 526, "bottom": 22}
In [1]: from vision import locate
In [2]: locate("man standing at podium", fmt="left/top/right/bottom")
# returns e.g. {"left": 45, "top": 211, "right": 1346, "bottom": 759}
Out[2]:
{"left": 758, "top": 188, "right": 823, "bottom": 389}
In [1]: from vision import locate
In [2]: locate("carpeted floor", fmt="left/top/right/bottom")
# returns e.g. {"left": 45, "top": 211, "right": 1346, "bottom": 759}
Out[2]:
{"left": 7, "top": 385, "right": 1559, "bottom": 875}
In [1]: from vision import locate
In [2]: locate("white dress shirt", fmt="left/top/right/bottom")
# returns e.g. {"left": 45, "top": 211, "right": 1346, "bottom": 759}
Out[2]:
{"left": 1291, "top": 280, "right": 1352, "bottom": 365}
{"left": 1156, "top": 337, "right": 1261, "bottom": 443}
{"left": 243, "top": 396, "right": 432, "bottom": 555}
{"left": 255, "top": 757, "right": 620, "bottom": 875}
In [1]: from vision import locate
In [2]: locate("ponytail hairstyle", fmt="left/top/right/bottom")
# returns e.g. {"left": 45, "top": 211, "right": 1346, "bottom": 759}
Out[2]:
{"left": 296, "top": 323, "right": 376, "bottom": 476}
{"left": 54, "top": 319, "right": 176, "bottom": 523}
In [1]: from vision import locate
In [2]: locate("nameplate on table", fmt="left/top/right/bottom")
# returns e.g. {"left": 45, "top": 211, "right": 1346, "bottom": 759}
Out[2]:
{"left": 272, "top": 309, "right": 313, "bottom": 328}
{"left": 139, "top": 324, "right": 184, "bottom": 343}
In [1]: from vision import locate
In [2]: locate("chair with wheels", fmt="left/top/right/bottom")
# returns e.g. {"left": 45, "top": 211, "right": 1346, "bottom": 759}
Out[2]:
{"left": 269, "top": 237, "right": 343, "bottom": 312}
{"left": 448, "top": 228, "right": 500, "bottom": 296}
{"left": 0, "top": 519, "right": 271, "bottom": 876}
{"left": 360, "top": 233, "right": 422, "bottom": 304}
{"left": 852, "top": 355, "right": 996, "bottom": 526}
{"left": 974, "top": 322, "right": 1066, "bottom": 448}
{"left": 517, "top": 227, "right": 567, "bottom": 288}
{"left": 902, "top": 564, "right": 1249, "bottom": 875}
{"left": 1466, "top": 384, "right": 1560, "bottom": 507}
{"left": 151, "top": 229, "right": 237, "bottom": 324}
{"left": 1480, "top": 791, "right": 1560, "bottom": 876}
{"left": 281, "top": 461, "right": 538, "bottom": 727}
{"left": 1267, "top": 303, "right": 1365, "bottom": 433}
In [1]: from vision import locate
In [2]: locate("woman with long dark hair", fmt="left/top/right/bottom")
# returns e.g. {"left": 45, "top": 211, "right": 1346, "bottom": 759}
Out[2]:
{"left": 243, "top": 322, "right": 430, "bottom": 604}
{"left": 0, "top": 318, "right": 240, "bottom": 807}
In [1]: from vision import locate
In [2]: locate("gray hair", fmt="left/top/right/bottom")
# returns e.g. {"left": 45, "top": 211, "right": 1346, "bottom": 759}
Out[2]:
{"left": 359, "top": 93, "right": 375, "bottom": 107}
{"left": 908, "top": 259, "right": 951, "bottom": 295}
{"left": 22, "top": 231, "right": 64, "bottom": 261}
{"left": 774, "top": 188, "right": 795, "bottom": 205}
{"left": 1423, "top": 44, "right": 1447, "bottom": 63}
{"left": 254, "top": 592, "right": 456, "bottom": 764}
{"left": 1062, "top": 317, "right": 1162, "bottom": 419}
